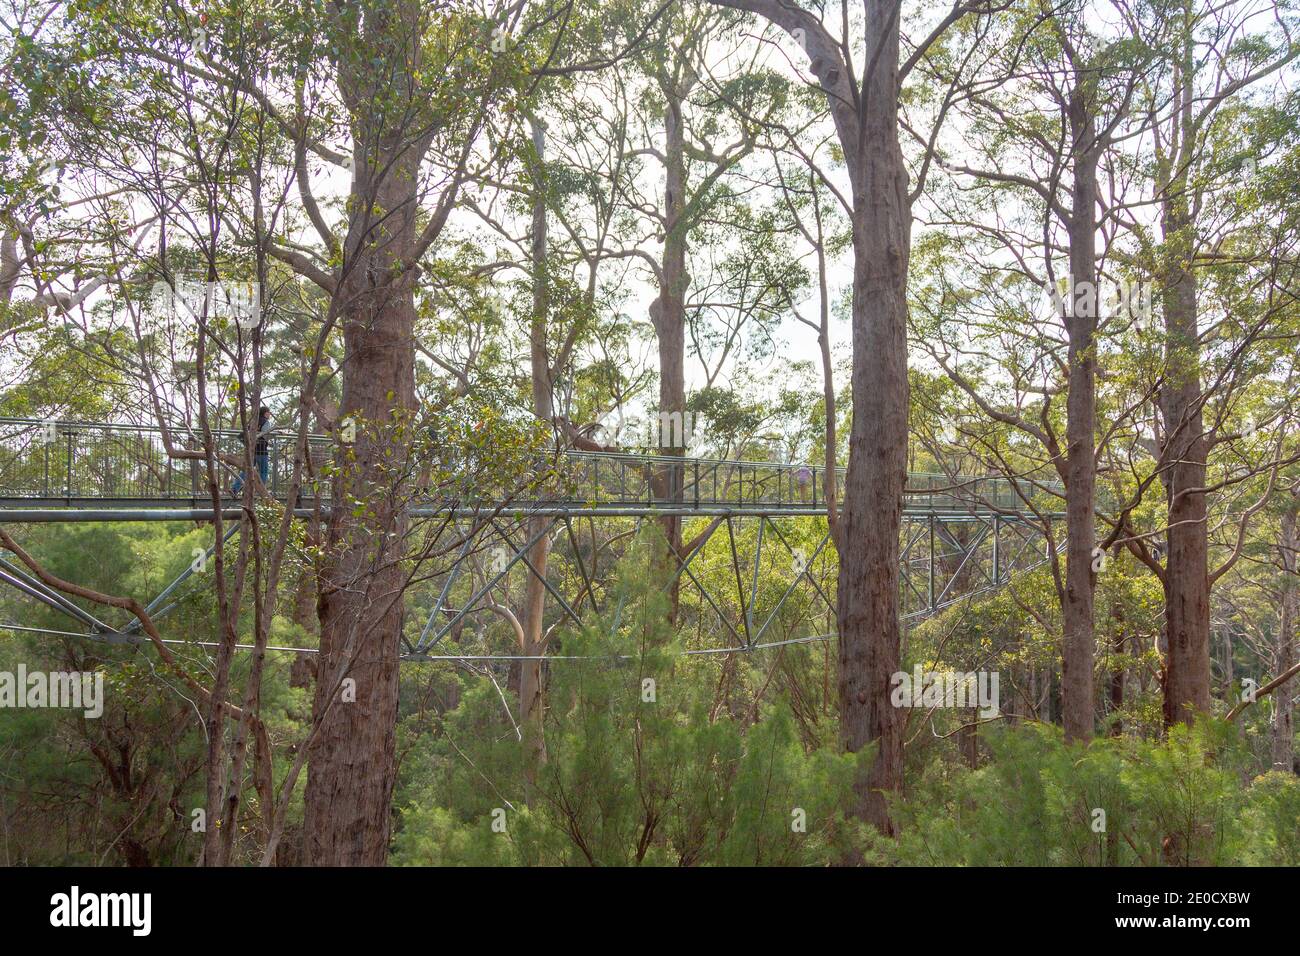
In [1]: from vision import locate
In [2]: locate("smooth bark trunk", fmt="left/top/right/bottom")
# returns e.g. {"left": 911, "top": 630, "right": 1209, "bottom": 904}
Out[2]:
{"left": 1060, "top": 88, "right": 1099, "bottom": 743}
{"left": 521, "top": 118, "right": 552, "bottom": 774}
{"left": 650, "top": 79, "right": 689, "bottom": 613}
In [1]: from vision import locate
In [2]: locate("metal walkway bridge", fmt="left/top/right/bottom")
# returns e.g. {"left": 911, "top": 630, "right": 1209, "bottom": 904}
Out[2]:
{"left": 0, "top": 418, "right": 1060, "bottom": 659}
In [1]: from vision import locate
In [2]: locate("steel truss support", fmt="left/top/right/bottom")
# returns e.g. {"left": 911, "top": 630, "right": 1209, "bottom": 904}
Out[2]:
{"left": 0, "top": 556, "right": 118, "bottom": 634}
{"left": 898, "top": 514, "right": 1051, "bottom": 621}
{"left": 0, "top": 503, "right": 1057, "bottom": 663}
{"left": 406, "top": 511, "right": 845, "bottom": 660}
{"left": 412, "top": 516, "right": 560, "bottom": 654}
{"left": 0, "top": 520, "right": 246, "bottom": 644}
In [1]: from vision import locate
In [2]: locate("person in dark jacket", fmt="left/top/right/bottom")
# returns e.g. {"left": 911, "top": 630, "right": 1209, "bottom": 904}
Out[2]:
{"left": 232, "top": 406, "right": 272, "bottom": 495}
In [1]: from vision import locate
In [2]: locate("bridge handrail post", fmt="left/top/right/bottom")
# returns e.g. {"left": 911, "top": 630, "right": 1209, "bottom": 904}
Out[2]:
{"left": 65, "top": 428, "right": 74, "bottom": 500}
{"left": 161, "top": 431, "right": 171, "bottom": 499}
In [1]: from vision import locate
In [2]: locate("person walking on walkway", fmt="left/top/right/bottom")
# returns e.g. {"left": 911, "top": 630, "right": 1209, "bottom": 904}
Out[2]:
{"left": 795, "top": 464, "right": 813, "bottom": 502}
{"left": 232, "top": 406, "right": 272, "bottom": 495}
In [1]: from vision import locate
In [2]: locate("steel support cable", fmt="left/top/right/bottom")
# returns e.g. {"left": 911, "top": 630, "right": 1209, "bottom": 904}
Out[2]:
{"left": 0, "top": 620, "right": 833, "bottom": 659}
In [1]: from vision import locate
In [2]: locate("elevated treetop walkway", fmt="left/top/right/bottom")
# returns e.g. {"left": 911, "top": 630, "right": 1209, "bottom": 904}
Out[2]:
{"left": 0, "top": 418, "right": 1060, "bottom": 521}
{"left": 0, "top": 418, "right": 1061, "bottom": 659}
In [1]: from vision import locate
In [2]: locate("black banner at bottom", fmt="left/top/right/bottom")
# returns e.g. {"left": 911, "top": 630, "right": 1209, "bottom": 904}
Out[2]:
{"left": 0, "top": 866, "right": 1280, "bottom": 942}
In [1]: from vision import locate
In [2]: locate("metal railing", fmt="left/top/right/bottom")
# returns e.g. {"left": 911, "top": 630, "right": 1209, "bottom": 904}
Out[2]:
{"left": 0, "top": 418, "right": 1060, "bottom": 515}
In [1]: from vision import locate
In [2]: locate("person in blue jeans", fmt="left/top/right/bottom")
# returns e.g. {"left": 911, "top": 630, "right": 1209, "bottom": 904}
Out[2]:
{"left": 232, "top": 406, "right": 272, "bottom": 495}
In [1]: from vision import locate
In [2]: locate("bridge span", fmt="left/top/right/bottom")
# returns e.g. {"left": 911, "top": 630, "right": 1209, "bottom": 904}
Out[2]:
{"left": 0, "top": 418, "right": 1061, "bottom": 660}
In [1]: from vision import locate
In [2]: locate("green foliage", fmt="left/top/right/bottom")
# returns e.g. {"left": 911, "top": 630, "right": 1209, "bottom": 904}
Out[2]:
{"left": 0, "top": 520, "right": 311, "bottom": 865}
{"left": 393, "top": 531, "right": 864, "bottom": 866}
{"left": 1239, "top": 771, "right": 1300, "bottom": 866}
{"left": 886, "top": 718, "right": 1292, "bottom": 867}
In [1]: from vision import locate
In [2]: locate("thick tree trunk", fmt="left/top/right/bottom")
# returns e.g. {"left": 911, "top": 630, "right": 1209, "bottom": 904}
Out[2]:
{"left": 706, "top": 0, "right": 914, "bottom": 838}
{"left": 838, "top": 223, "right": 908, "bottom": 834}
{"left": 1276, "top": 505, "right": 1298, "bottom": 771}
{"left": 835, "top": 8, "right": 910, "bottom": 835}
{"left": 1060, "top": 90, "right": 1099, "bottom": 743}
{"left": 303, "top": 130, "right": 418, "bottom": 866}
{"left": 1158, "top": 204, "right": 1212, "bottom": 727}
